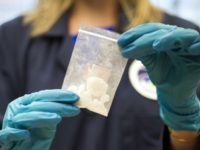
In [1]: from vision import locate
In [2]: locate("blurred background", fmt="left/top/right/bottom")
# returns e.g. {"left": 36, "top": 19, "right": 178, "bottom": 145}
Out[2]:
{"left": 0, "top": 0, "right": 37, "bottom": 25}
{"left": 150, "top": 0, "right": 200, "bottom": 27}
{"left": 0, "top": 0, "right": 200, "bottom": 26}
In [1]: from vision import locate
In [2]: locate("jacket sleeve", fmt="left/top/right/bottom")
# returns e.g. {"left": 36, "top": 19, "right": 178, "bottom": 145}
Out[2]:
{"left": 0, "top": 21, "right": 24, "bottom": 126}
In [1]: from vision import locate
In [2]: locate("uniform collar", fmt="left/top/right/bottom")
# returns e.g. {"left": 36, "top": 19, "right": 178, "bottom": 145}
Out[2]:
{"left": 42, "top": 10, "right": 129, "bottom": 37}
{"left": 43, "top": 12, "right": 69, "bottom": 37}
{"left": 116, "top": 10, "right": 129, "bottom": 33}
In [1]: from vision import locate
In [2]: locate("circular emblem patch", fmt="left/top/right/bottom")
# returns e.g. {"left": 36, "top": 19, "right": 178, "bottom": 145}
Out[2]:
{"left": 128, "top": 60, "right": 157, "bottom": 100}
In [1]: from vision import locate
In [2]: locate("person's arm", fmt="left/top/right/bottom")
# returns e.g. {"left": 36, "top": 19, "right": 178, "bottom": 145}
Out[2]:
{"left": 0, "top": 21, "right": 24, "bottom": 125}
{"left": 168, "top": 129, "right": 199, "bottom": 150}
{"left": 0, "top": 90, "right": 80, "bottom": 150}
{"left": 117, "top": 23, "right": 200, "bottom": 150}
{"left": 0, "top": 25, "right": 13, "bottom": 111}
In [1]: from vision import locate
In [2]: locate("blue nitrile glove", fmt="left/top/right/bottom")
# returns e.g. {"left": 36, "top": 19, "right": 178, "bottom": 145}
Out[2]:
{"left": 118, "top": 23, "right": 200, "bottom": 131}
{"left": 0, "top": 89, "right": 80, "bottom": 150}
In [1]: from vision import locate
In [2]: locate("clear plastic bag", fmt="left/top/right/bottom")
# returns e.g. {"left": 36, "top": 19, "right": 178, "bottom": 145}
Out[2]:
{"left": 62, "top": 26, "right": 127, "bottom": 116}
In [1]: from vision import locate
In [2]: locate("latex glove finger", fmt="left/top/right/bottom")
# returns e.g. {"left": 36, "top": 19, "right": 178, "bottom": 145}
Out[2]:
{"left": 118, "top": 23, "right": 175, "bottom": 47}
{"left": 3, "top": 90, "right": 80, "bottom": 128}
{"left": 120, "top": 29, "right": 169, "bottom": 59}
{"left": 188, "top": 36, "right": 200, "bottom": 55}
{"left": 19, "top": 101, "right": 80, "bottom": 117}
{"left": 0, "top": 127, "right": 30, "bottom": 146}
{"left": 10, "top": 112, "right": 62, "bottom": 129}
{"left": 18, "top": 89, "right": 79, "bottom": 105}
{"left": 153, "top": 28, "right": 199, "bottom": 53}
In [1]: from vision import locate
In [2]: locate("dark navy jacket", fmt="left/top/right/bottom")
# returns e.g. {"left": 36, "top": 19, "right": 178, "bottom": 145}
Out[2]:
{"left": 0, "top": 12, "right": 199, "bottom": 150}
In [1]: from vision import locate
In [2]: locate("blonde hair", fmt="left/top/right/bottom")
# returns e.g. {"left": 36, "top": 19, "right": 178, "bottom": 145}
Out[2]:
{"left": 24, "top": 0, "right": 162, "bottom": 37}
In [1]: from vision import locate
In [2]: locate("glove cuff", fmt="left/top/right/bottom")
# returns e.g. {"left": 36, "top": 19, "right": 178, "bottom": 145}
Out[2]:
{"left": 158, "top": 95, "right": 200, "bottom": 131}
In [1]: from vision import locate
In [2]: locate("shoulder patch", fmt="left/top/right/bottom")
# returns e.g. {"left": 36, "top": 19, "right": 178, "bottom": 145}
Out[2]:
{"left": 128, "top": 60, "right": 157, "bottom": 101}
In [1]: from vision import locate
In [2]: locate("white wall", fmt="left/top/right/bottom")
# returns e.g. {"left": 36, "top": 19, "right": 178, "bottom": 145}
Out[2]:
{"left": 150, "top": 0, "right": 200, "bottom": 27}
{"left": 0, "top": 0, "right": 37, "bottom": 25}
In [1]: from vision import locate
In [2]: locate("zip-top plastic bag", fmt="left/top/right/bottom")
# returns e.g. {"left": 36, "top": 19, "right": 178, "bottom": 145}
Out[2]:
{"left": 62, "top": 26, "right": 127, "bottom": 116}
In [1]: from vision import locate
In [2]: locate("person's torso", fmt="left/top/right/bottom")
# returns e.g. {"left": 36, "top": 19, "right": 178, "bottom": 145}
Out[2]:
{"left": 2, "top": 12, "right": 200, "bottom": 150}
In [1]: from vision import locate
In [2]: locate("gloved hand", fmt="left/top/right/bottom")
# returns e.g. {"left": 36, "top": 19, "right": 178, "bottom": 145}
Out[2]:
{"left": 0, "top": 89, "right": 80, "bottom": 150}
{"left": 118, "top": 23, "right": 200, "bottom": 131}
